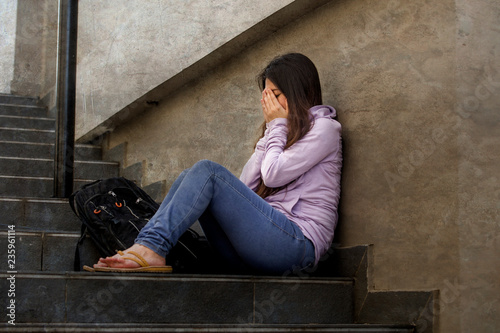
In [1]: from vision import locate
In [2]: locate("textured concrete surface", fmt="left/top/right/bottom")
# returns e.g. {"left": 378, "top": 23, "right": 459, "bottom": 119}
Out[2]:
{"left": 0, "top": 0, "right": 17, "bottom": 93}
{"left": 75, "top": 0, "right": 296, "bottom": 140}
{"left": 454, "top": 1, "right": 500, "bottom": 332}
{"left": 102, "top": 0, "right": 499, "bottom": 332}
{"left": 9, "top": 0, "right": 58, "bottom": 103}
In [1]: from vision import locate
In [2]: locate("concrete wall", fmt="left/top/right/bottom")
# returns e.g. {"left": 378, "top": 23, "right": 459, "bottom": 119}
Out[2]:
{"left": 75, "top": 0, "right": 298, "bottom": 140}
{"left": 5, "top": 0, "right": 58, "bottom": 105}
{"left": 101, "top": 0, "right": 500, "bottom": 332}
{"left": 455, "top": 0, "right": 500, "bottom": 331}
{"left": 0, "top": 0, "right": 18, "bottom": 94}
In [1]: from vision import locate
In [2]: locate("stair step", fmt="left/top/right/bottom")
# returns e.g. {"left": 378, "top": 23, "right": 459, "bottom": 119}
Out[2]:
{"left": 0, "top": 103, "right": 49, "bottom": 118}
{"left": 0, "top": 127, "right": 54, "bottom": 143}
{"left": 0, "top": 231, "right": 87, "bottom": 271}
{"left": 0, "top": 198, "right": 81, "bottom": 233}
{"left": 0, "top": 141, "right": 102, "bottom": 160}
{"left": 0, "top": 114, "right": 54, "bottom": 130}
{"left": 0, "top": 94, "right": 41, "bottom": 106}
{"left": 0, "top": 323, "right": 415, "bottom": 332}
{"left": 0, "top": 176, "right": 93, "bottom": 198}
{"left": 0, "top": 157, "right": 119, "bottom": 179}
{"left": 0, "top": 272, "right": 354, "bottom": 325}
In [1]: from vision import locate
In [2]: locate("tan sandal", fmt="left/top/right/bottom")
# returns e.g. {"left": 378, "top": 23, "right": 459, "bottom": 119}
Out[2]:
{"left": 83, "top": 250, "right": 172, "bottom": 273}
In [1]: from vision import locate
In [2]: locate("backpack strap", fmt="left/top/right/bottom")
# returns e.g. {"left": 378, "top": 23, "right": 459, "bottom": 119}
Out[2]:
{"left": 74, "top": 224, "right": 87, "bottom": 271}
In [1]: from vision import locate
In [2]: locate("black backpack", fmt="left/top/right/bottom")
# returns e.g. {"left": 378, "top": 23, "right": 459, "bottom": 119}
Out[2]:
{"left": 69, "top": 177, "right": 213, "bottom": 273}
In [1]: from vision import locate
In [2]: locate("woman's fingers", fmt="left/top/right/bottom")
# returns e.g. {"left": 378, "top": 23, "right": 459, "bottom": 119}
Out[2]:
{"left": 268, "top": 89, "right": 283, "bottom": 110}
{"left": 262, "top": 89, "right": 277, "bottom": 112}
{"left": 261, "top": 88, "right": 287, "bottom": 122}
{"left": 261, "top": 89, "right": 274, "bottom": 122}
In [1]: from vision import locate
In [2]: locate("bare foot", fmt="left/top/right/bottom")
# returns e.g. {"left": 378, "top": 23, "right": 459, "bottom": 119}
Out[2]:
{"left": 94, "top": 244, "right": 166, "bottom": 269}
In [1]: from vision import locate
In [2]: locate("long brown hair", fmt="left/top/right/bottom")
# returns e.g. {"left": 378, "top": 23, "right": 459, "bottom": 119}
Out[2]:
{"left": 255, "top": 53, "right": 323, "bottom": 198}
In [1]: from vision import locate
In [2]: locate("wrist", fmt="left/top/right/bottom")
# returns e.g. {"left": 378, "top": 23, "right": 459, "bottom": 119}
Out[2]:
{"left": 267, "top": 117, "right": 287, "bottom": 127}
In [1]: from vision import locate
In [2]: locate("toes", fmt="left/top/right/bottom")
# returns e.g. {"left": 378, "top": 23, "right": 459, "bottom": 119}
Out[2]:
{"left": 93, "top": 256, "right": 123, "bottom": 268}
{"left": 95, "top": 253, "right": 141, "bottom": 269}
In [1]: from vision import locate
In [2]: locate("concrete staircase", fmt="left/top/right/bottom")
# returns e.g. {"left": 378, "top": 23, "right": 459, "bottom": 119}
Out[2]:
{"left": 0, "top": 94, "right": 424, "bottom": 332}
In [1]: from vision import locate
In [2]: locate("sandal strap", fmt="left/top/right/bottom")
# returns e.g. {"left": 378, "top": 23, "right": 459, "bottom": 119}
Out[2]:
{"left": 127, "top": 250, "right": 149, "bottom": 266}
{"left": 117, "top": 250, "right": 149, "bottom": 267}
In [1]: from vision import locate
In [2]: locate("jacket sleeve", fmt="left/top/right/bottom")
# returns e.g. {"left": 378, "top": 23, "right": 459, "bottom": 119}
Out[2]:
{"left": 260, "top": 117, "right": 341, "bottom": 188}
{"left": 239, "top": 132, "right": 268, "bottom": 191}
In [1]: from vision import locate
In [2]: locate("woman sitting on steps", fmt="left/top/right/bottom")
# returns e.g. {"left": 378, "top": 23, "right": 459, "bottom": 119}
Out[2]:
{"left": 85, "top": 53, "right": 343, "bottom": 275}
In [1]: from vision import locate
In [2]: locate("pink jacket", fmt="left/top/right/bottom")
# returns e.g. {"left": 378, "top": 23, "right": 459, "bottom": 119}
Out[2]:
{"left": 240, "top": 105, "right": 342, "bottom": 265}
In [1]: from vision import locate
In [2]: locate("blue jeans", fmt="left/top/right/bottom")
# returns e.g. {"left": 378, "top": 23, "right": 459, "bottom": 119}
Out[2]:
{"left": 135, "top": 160, "right": 315, "bottom": 274}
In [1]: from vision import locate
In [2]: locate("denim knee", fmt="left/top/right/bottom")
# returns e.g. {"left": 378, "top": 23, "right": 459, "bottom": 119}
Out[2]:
{"left": 191, "top": 159, "right": 222, "bottom": 175}
{"left": 193, "top": 159, "right": 217, "bottom": 169}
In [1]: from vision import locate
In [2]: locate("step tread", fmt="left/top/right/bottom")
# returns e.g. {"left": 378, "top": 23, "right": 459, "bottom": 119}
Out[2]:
{"left": 0, "top": 229, "right": 79, "bottom": 236}
{"left": 0, "top": 158, "right": 119, "bottom": 178}
{"left": 0, "top": 197, "right": 69, "bottom": 203}
{"left": 0, "top": 103, "right": 50, "bottom": 118}
{"left": 0, "top": 94, "right": 41, "bottom": 106}
{"left": 0, "top": 174, "right": 95, "bottom": 181}
{"left": 0, "top": 156, "right": 118, "bottom": 164}
{"left": 0, "top": 323, "right": 415, "bottom": 333}
{"left": 0, "top": 115, "right": 55, "bottom": 131}
{"left": 0, "top": 126, "right": 54, "bottom": 132}
{"left": 0, "top": 176, "right": 97, "bottom": 198}
{"left": 0, "top": 127, "right": 55, "bottom": 143}
{"left": 1, "top": 270, "right": 353, "bottom": 281}
{"left": 0, "top": 140, "right": 102, "bottom": 148}
{"left": 0, "top": 141, "right": 104, "bottom": 161}
{"left": 0, "top": 103, "right": 44, "bottom": 109}
{"left": 0, "top": 175, "right": 54, "bottom": 180}
{"left": 0, "top": 272, "right": 354, "bottom": 326}
{"left": 0, "top": 140, "right": 54, "bottom": 146}
{"left": 0, "top": 114, "right": 54, "bottom": 120}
